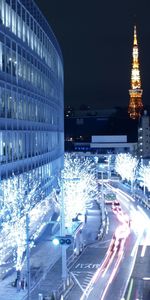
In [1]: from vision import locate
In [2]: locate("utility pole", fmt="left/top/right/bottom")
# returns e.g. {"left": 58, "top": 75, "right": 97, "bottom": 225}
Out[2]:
{"left": 101, "top": 170, "right": 105, "bottom": 222}
{"left": 96, "top": 159, "right": 105, "bottom": 224}
{"left": 107, "top": 155, "right": 111, "bottom": 180}
{"left": 26, "top": 213, "right": 31, "bottom": 300}
{"left": 60, "top": 172, "right": 68, "bottom": 285}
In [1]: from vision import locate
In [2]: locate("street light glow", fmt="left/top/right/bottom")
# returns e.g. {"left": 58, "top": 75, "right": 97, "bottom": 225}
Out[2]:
{"left": 52, "top": 238, "right": 60, "bottom": 246}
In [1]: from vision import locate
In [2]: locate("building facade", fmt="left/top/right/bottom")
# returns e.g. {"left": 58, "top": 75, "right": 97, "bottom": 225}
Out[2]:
{"left": 138, "top": 111, "right": 150, "bottom": 159}
{"left": 73, "top": 135, "right": 137, "bottom": 155}
{"left": 0, "top": 0, "right": 64, "bottom": 194}
{"left": 90, "top": 135, "right": 137, "bottom": 154}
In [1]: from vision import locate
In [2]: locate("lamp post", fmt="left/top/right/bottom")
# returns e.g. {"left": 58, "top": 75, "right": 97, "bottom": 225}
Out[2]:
{"left": 100, "top": 169, "right": 105, "bottom": 222}
{"left": 26, "top": 212, "right": 31, "bottom": 300}
{"left": 107, "top": 155, "right": 111, "bottom": 180}
{"left": 97, "top": 164, "right": 106, "bottom": 223}
{"left": 60, "top": 173, "right": 80, "bottom": 284}
{"left": 143, "top": 178, "right": 146, "bottom": 195}
{"left": 60, "top": 171, "right": 68, "bottom": 285}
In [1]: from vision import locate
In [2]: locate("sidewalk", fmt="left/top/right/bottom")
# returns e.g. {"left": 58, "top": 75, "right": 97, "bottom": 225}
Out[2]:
{"left": 0, "top": 200, "right": 103, "bottom": 300}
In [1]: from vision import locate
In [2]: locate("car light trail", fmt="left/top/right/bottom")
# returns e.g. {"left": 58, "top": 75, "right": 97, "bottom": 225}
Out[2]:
{"left": 102, "top": 250, "right": 117, "bottom": 278}
{"left": 80, "top": 236, "right": 119, "bottom": 300}
{"left": 100, "top": 249, "right": 124, "bottom": 300}
{"left": 81, "top": 184, "right": 150, "bottom": 300}
{"left": 80, "top": 222, "right": 130, "bottom": 300}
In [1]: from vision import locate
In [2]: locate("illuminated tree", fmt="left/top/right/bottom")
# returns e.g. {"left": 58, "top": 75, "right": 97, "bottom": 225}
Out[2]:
{"left": 0, "top": 173, "right": 40, "bottom": 271}
{"left": 138, "top": 164, "right": 150, "bottom": 192}
{"left": 0, "top": 170, "right": 58, "bottom": 278}
{"left": 115, "top": 153, "right": 138, "bottom": 190}
{"left": 58, "top": 153, "right": 98, "bottom": 230}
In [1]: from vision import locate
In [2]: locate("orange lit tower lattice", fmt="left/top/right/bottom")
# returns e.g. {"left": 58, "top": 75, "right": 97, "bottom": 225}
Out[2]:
{"left": 128, "top": 25, "right": 143, "bottom": 119}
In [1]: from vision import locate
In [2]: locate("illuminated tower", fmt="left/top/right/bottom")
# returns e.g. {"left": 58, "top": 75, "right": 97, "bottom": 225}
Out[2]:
{"left": 128, "top": 25, "right": 143, "bottom": 119}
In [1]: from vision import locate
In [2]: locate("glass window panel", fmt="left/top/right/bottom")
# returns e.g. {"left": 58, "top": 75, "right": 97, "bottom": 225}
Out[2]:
{"left": 12, "top": 0, "right": 16, "bottom": 10}
{"left": 12, "top": 8, "right": 16, "bottom": 34}
{"left": 0, "top": 41, "right": 2, "bottom": 71}
{"left": 6, "top": 46, "right": 12, "bottom": 74}
{"left": 17, "top": 2, "right": 21, "bottom": 16}
{"left": 22, "top": 21, "right": 26, "bottom": 42}
{"left": 12, "top": 50, "right": 17, "bottom": 77}
{"left": 0, "top": 0, "right": 5, "bottom": 25}
{"left": 5, "top": 3, "right": 11, "bottom": 28}
{"left": 17, "top": 15, "right": 21, "bottom": 38}
{"left": 0, "top": 132, "right": 3, "bottom": 159}
{"left": 18, "top": 54, "right": 22, "bottom": 78}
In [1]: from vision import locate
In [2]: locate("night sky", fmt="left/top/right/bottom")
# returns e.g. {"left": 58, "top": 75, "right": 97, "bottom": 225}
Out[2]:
{"left": 35, "top": 0, "right": 150, "bottom": 110}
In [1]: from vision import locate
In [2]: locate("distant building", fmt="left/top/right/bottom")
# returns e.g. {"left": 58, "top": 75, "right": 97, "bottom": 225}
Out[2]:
{"left": 138, "top": 111, "right": 150, "bottom": 159}
{"left": 65, "top": 107, "right": 138, "bottom": 152}
{"left": 68, "top": 135, "right": 136, "bottom": 156}
{"left": 65, "top": 108, "right": 117, "bottom": 143}
{"left": 82, "top": 135, "right": 136, "bottom": 155}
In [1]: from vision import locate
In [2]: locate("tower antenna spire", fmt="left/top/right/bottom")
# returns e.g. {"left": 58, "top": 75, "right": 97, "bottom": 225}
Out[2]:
{"left": 128, "top": 25, "right": 143, "bottom": 119}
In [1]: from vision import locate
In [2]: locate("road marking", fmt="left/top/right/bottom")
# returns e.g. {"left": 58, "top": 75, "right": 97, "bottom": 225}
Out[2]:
{"left": 86, "top": 274, "right": 93, "bottom": 278}
{"left": 72, "top": 271, "right": 93, "bottom": 276}
{"left": 75, "top": 263, "right": 100, "bottom": 269}
{"left": 126, "top": 278, "right": 134, "bottom": 300}
{"left": 70, "top": 272, "right": 85, "bottom": 293}
{"left": 83, "top": 279, "right": 91, "bottom": 284}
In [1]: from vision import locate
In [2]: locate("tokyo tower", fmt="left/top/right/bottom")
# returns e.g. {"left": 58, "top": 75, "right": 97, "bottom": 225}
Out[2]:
{"left": 128, "top": 25, "right": 143, "bottom": 119}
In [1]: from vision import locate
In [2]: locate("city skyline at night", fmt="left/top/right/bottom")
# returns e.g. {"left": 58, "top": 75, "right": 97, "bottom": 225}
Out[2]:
{"left": 0, "top": 1, "right": 150, "bottom": 300}
{"left": 35, "top": 0, "right": 150, "bottom": 110}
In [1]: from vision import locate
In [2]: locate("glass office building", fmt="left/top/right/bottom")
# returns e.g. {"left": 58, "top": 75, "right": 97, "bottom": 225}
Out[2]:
{"left": 0, "top": 0, "right": 64, "bottom": 194}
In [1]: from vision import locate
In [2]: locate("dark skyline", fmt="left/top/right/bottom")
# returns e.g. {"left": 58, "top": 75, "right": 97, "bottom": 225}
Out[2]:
{"left": 35, "top": 0, "right": 150, "bottom": 110}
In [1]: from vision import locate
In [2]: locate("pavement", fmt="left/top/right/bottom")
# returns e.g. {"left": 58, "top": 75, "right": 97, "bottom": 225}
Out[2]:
{"left": 124, "top": 245, "right": 150, "bottom": 300}
{"left": 0, "top": 200, "right": 103, "bottom": 300}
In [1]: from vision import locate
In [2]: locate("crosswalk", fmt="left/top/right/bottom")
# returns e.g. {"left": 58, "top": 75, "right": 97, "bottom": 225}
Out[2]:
{"left": 71, "top": 270, "right": 94, "bottom": 290}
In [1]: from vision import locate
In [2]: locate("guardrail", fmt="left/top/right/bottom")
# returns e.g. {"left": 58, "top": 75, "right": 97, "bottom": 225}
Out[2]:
{"left": 117, "top": 182, "right": 150, "bottom": 210}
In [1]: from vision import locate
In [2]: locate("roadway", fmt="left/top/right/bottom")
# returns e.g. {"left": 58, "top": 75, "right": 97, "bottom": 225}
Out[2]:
{"left": 66, "top": 209, "right": 121, "bottom": 300}
{"left": 124, "top": 245, "right": 150, "bottom": 299}
{"left": 66, "top": 183, "right": 150, "bottom": 300}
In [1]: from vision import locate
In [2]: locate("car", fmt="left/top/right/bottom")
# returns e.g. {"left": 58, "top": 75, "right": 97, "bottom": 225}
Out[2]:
{"left": 112, "top": 201, "right": 122, "bottom": 213}
{"left": 104, "top": 191, "right": 117, "bottom": 204}
{"left": 104, "top": 192, "right": 116, "bottom": 200}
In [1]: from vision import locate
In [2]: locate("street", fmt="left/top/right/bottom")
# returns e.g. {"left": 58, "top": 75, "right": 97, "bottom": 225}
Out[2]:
{"left": 0, "top": 181, "right": 150, "bottom": 300}
{"left": 66, "top": 183, "right": 150, "bottom": 300}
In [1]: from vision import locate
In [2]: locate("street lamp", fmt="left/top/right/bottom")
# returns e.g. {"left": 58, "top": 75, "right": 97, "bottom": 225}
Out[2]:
{"left": 97, "top": 164, "right": 106, "bottom": 222}
{"left": 60, "top": 171, "right": 68, "bottom": 283}
{"left": 60, "top": 173, "right": 80, "bottom": 285}
{"left": 26, "top": 213, "right": 31, "bottom": 300}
